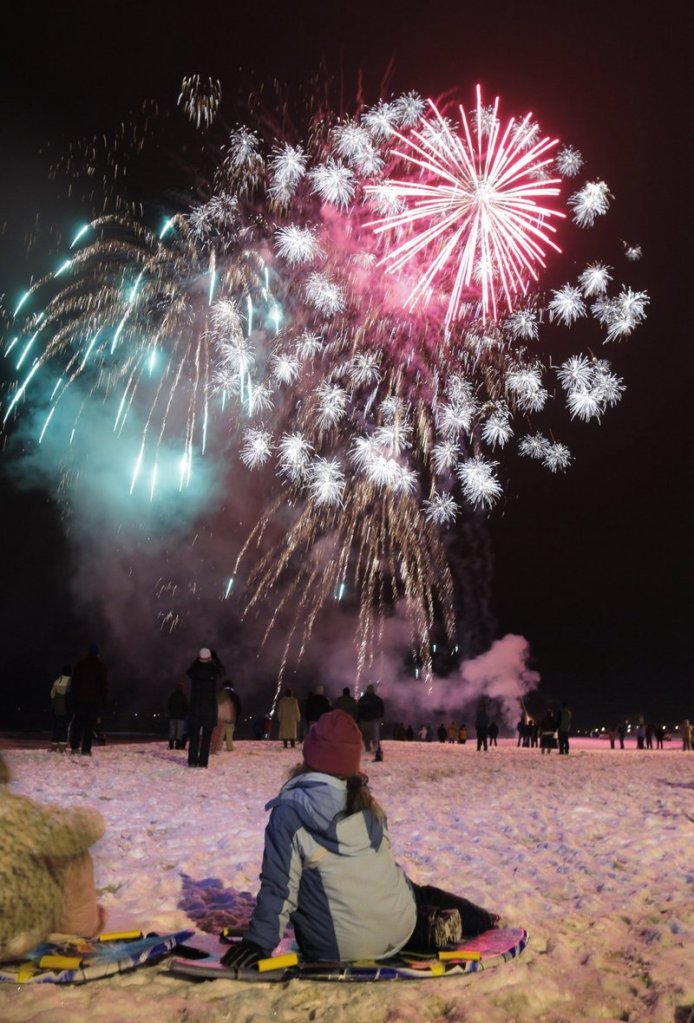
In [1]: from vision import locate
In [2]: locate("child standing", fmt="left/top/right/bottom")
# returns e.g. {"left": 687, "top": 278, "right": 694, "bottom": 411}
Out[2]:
{"left": 221, "top": 710, "right": 498, "bottom": 971}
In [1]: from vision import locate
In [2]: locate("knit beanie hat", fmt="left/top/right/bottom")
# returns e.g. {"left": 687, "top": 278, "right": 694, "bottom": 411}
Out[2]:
{"left": 303, "top": 709, "right": 363, "bottom": 777}
{"left": 199, "top": 647, "right": 212, "bottom": 661}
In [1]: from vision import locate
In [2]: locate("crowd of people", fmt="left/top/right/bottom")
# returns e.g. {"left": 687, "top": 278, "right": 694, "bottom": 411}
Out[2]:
{"left": 47, "top": 648, "right": 694, "bottom": 765}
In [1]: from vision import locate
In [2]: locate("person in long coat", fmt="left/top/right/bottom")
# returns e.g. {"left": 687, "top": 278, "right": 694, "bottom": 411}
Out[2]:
{"left": 277, "top": 688, "right": 301, "bottom": 748}
{"left": 186, "top": 648, "right": 222, "bottom": 767}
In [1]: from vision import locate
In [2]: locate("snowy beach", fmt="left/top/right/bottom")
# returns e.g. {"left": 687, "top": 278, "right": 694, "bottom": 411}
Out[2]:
{"left": 1, "top": 738, "right": 692, "bottom": 1023}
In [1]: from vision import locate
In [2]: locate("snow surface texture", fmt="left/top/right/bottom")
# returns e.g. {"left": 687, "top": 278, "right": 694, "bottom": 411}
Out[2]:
{"left": 1, "top": 738, "right": 692, "bottom": 1023}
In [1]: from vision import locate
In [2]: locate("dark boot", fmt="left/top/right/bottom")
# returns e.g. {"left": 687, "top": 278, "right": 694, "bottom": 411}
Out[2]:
{"left": 169, "top": 739, "right": 175, "bottom": 750}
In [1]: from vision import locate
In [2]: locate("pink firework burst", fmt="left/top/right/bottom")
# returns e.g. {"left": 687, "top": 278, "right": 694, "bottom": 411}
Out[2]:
{"left": 367, "top": 85, "right": 565, "bottom": 324}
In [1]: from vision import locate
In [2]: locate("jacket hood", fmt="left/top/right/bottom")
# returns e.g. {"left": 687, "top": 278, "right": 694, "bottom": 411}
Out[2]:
{"left": 266, "top": 772, "right": 384, "bottom": 855}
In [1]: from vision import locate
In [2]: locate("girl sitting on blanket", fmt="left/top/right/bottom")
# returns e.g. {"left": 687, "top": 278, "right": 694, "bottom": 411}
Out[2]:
{"left": 222, "top": 709, "right": 498, "bottom": 970}
{"left": 0, "top": 753, "right": 106, "bottom": 961}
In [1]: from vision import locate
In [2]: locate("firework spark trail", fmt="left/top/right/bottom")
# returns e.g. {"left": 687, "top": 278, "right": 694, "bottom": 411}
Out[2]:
{"left": 1, "top": 78, "right": 649, "bottom": 694}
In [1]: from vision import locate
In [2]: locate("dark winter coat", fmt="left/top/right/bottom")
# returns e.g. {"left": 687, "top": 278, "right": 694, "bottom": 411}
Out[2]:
{"left": 357, "top": 691, "right": 384, "bottom": 723}
{"left": 70, "top": 655, "right": 108, "bottom": 708}
{"left": 305, "top": 691, "right": 331, "bottom": 724}
{"left": 186, "top": 659, "right": 222, "bottom": 726}
{"left": 333, "top": 694, "right": 358, "bottom": 720}
{"left": 168, "top": 689, "right": 189, "bottom": 719}
{"left": 475, "top": 704, "right": 489, "bottom": 731}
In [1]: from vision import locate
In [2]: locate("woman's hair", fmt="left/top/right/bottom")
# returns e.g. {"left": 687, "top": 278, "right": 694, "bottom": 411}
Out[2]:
{"left": 287, "top": 763, "right": 385, "bottom": 822}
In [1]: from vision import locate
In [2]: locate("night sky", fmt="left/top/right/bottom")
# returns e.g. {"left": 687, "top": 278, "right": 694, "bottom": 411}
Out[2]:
{"left": 1, "top": 0, "right": 691, "bottom": 729}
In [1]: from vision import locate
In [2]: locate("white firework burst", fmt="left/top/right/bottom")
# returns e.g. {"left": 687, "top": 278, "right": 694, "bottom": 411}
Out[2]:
{"left": 548, "top": 285, "right": 587, "bottom": 326}
{"left": 361, "top": 101, "right": 398, "bottom": 140}
{"left": 518, "top": 433, "right": 551, "bottom": 459}
{"left": 579, "top": 262, "right": 612, "bottom": 297}
{"left": 556, "top": 355, "right": 594, "bottom": 392}
{"left": 506, "top": 365, "right": 546, "bottom": 412}
{"left": 431, "top": 439, "right": 460, "bottom": 473}
{"left": 308, "top": 159, "right": 356, "bottom": 208}
{"left": 481, "top": 408, "right": 513, "bottom": 448}
{"left": 423, "top": 491, "right": 459, "bottom": 525}
{"left": 348, "top": 351, "right": 382, "bottom": 388}
{"left": 437, "top": 400, "right": 475, "bottom": 440}
{"left": 568, "top": 180, "right": 612, "bottom": 227}
{"left": 240, "top": 428, "right": 273, "bottom": 469}
{"left": 268, "top": 143, "right": 307, "bottom": 201}
{"left": 372, "top": 419, "right": 413, "bottom": 457}
{"left": 332, "top": 121, "right": 383, "bottom": 175}
{"left": 271, "top": 352, "right": 301, "bottom": 385}
{"left": 216, "top": 335, "right": 255, "bottom": 375}
{"left": 456, "top": 456, "right": 502, "bottom": 508}
{"left": 542, "top": 442, "right": 572, "bottom": 472}
{"left": 246, "top": 383, "right": 274, "bottom": 417}
{"left": 505, "top": 308, "right": 539, "bottom": 341}
{"left": 275, "top": 225, "right": 322, "bottom": 266}
{"left": 307, "top": 457, "right": 346, "bottom": 507}
{"left": 592, "top": 287, "right": 650, "bottom": 342}
{"left": 278, "top": 432, "right": 313, "bottom": 483}
{"left": 315, "top": 383, "right": 349, "bottom": 429}
{"left": 554, "top": 145, "right": 584, "bottom": 177}
{"left": 294, "top": 332, "right": 324, "bottom": 360}
{"left": 566, "top": 389, "right": 603, "bottom": 421}
{"left": 392, "top": 91, "right": 426, "bottom": 128}
{"left": 304, "top": 273, "right": 346, "bottom": 316}
{"left": 225, "top": 126, "right": 263, "bottom": 173}
{"left": 211, "top": 298, "right": 244, "bottom": 338}
{"left": 623, "top": 242, "right": 643, "bottom": 261}
{"left": 591, "top": 362, "right": 625, "bottom": 406}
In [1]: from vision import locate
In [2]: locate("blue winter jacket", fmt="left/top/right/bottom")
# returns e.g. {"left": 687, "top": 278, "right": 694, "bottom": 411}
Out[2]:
{"left": 246, "top": 772, "right": 417, "bottom": 961}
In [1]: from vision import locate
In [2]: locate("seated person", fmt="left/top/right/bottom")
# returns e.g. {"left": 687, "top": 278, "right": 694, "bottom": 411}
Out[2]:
{"left": 0, "top": 753, "right": 106, "bottom": 961}
{"left": 222, "top": 709, "right": 498, "bottom": 970}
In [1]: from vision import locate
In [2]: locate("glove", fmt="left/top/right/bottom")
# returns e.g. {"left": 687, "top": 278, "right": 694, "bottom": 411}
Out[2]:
{"left": 220, "top": 938, "right": 265, "bottom": 972}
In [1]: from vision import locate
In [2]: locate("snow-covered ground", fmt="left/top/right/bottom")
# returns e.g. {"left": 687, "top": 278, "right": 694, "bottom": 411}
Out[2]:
{"left": 1, "top": 738, "right": 692, "bottom": 1023}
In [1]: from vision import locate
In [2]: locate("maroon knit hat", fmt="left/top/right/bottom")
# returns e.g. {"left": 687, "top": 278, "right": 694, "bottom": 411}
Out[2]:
{"left": 303, "top": 709, "right": 363, "bottom": 777}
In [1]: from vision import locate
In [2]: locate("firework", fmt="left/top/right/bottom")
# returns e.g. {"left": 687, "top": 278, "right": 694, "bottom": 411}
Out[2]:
{"left": 1, "top": 80, "right": 649, "bottom": 699}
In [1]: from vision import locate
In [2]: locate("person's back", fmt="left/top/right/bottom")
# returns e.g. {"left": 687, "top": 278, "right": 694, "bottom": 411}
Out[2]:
{"left": 333, "top": 687, "right": 358, "bottom": 720}
{"left": 306, "top": 687, "right": 331, "bottom": 724}
{"left": 187, "top": 657, "right": 222, "bottom": 724}
{"left": 249, "top": 770, "right": 416, "bottom": 961}
{"left": 357, "top": 688, "right": 384, "bottom": 722}
{"left": 71, "top": 651, "right": 107, "bottom": 706}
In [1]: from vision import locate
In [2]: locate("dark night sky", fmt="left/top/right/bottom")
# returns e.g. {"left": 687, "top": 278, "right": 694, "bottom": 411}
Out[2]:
{"left": 0, "top": 0, "right": 691, "bottom": 728}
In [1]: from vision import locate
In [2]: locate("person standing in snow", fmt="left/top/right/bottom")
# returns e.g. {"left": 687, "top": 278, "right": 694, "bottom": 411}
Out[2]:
{"left": 219, "top": 710, "right": 499, "bottom": 973}
{"left": 540, "top": 709, "right": 556, "bottom": 754}
{"left": 488, "top": 720, "right": 499, "bottom": 747}
{"left": 167, "top": 681, "right": 189, "bottom": 750}
{"left": 186, "top": 648, "right": 223, "bottom": 768}
{"left": 357, "top": 684, "right": 385, "bottom": 762}
{"left": 681, "top": 718, "right": 692, "bottom": 752}
{"left": 333, "top": 686, "right": 358, "bottom": 720}
{"left": 475, "top": 699, "right": 489, "bottom": 752}
{"left": 221, "top": 682, "right": 242, "bottom": 750}
{"left": 69, "top": 644, "right": 108, "bottom": 757}
{"left": 49, "top": 665, "right": 71, "bottom": 752}
{"left": 305, "top": 685, "right": 331, "bottom": 728}
{"left": 557, "top": 703, "right": 572, "bottom": 756}
{"left": 277, "top": 688, "right": 301, "bottom": 749}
